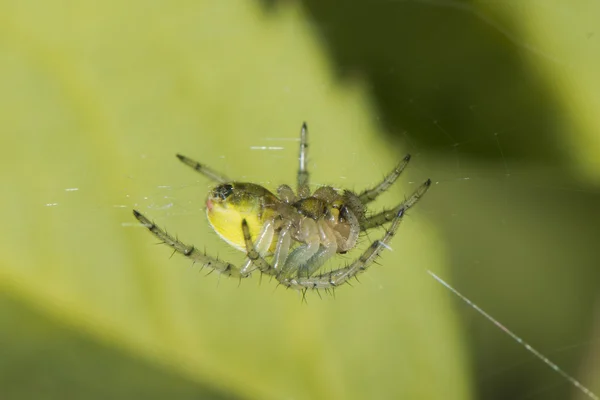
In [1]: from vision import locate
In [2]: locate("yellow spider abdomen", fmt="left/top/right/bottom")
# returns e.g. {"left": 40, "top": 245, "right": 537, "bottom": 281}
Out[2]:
{"left": 207, "top": 200, "right": 264, "bottom": 252}
{"left": 206, "top": 182, "right": 279, "bottom": 253}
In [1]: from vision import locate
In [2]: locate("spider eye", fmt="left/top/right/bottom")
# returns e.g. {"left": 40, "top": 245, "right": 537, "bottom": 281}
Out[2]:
{"left": 215, "top": 184, "right": 234, "bottom": 200}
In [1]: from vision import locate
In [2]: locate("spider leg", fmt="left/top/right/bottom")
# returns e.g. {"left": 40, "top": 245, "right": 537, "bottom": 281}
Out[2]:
{"left": 296, "top": 122, "right": 310, "bottom": 198}
{"left": 133, "top": 210, "right": 242, "bottom": 277}
{"left": 241, "top": 219, "right": 278, "bottom": 275}
{"left": 240, "top": 219, "right": 300, "bottom": 278}
{"left": 279, "top": 217, "right": 320, "bottom": 278}
{"left": 272, "top": 221, "right": 292, "bottom": 271}
{"left": 299, "top": 219, "right": 337, "bottom": 277}
{"left": 176, "top": 154, "right": 230, "bottom": 183}
{"left": 358, "top": 154, "right": 412, "bottom": 204}
{"left": 360, "top": 179, "right": 431, "bottom": 231}
{"left": 278, "top": 208, "right": 406, "bottom": 289}
{"left": 240, "top": 219, "right": 275, "bottom": 275}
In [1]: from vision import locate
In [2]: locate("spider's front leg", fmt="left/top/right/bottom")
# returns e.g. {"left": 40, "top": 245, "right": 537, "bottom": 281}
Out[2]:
{"left": 133, "top": 210, "right": 244, "bottom": 277}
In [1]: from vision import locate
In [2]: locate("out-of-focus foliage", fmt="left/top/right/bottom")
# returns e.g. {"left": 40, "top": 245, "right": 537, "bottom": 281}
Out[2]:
{"left": 0, "top": 291, "right": 236, "bottom": 400}
{"left": 258, "top": 1, "right": 600, "bottom": 399}
{"left": 494, "top": 1, "right": 600, "bottom": 181}
{"left": 0, "top": 1, "right": 469, "bottom": 400}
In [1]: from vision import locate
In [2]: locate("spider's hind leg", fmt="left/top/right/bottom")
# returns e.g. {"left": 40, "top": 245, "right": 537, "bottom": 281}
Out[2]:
{"left": 360, "top": 179, "right": 431, "bottom": 231}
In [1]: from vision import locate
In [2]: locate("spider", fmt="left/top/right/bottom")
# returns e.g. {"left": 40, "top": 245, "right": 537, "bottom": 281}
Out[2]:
{"left": 133, "top": 123, "right": 431, "bottom": 290}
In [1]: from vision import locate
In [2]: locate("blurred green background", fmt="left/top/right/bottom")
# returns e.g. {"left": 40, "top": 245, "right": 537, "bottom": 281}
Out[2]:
{"left": 0, "top": 0, "right": 598, "bottom": 399}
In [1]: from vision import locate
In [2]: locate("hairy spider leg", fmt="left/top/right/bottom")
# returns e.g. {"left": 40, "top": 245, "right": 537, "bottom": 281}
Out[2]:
{"left": 176, "top": 153, "right": 230, "bottom": 183}
{"left": 357, "top": 154, "right": 412, "bottom": 204}
{"left": 241, "top": 219, "right": 275, "bottom": 275}
{"left": 279, "top": 208, "right": 406, "bottom": 290}
{"left": 296, "top": 122, "right": 310, "bottom": 198}
{"left": 240, "top": 219, "right": 303, "bottom": 277}
{"left": 133, "top": 210, "right": 244, "bottom": 277}
{"left": 241, "top": 218, "right": 338, "bottom": 280}
{"left": 360, "top": 179, "right": 431, "bottom": 231}
{"left": 240, "top": 219, "right": 275, "bottom": 275}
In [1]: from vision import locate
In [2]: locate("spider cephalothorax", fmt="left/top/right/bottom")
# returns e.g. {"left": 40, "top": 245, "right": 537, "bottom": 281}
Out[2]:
{"left": 133, "top": 123, "right": 430, "bottom": 290}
